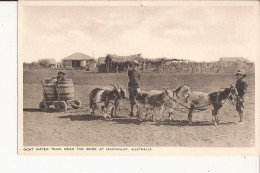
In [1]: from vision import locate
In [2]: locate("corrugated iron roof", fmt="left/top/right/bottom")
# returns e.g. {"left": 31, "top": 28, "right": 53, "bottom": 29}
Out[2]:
{"left": 63, "top": 52, "right": 93, "bottom": 61}
{"left": 219, "top": 57, "right": 249, "bottom": 62}
{"left": 98, "top": 57, "right": 106, "bottom": 64}
{"left": 105, "top": 54, "right": 144, "bottom": 63}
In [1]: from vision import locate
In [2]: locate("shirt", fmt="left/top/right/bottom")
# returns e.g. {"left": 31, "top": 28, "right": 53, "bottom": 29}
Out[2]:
{"left": 128, "top": 69, "right": 140, "bottom": 88}
{"left": 235, "top": 79, "right": 248, "bottom": 97}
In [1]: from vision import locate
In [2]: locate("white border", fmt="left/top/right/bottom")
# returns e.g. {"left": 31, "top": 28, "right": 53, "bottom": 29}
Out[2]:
{"left": 0, "top": 1, "right": 259, "bottom": 173}
{"left": 17, "top": 1, "right": 260, "bottom": 156}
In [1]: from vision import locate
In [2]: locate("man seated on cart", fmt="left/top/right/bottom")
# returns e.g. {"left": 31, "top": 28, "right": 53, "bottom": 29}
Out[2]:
{"left": 57, "top": 71, "right": 65, "bottom": 81}
{"left": 50, "top": 71, "right": 65, "bottom": 83}
{"left": 40, "top": 71, "right": 81, "bottom": 112}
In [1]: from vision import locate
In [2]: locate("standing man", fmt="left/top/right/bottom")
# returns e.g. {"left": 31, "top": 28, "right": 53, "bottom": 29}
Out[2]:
{"left": 128, "top": 60, "right": 141, "bottom": 117}
{"left": 235, "top": 69, "right": 248, "bottom": 124}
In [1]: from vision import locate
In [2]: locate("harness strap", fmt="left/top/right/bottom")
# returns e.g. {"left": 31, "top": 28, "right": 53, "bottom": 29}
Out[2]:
{"left": 227, "top": 96, "right": 236, "bottom": 106}
{"left": 193, "top": 103, "right": 212, "bottom": 110}
{"left": 174, "top": 101, "right": 190, "bottom": 109}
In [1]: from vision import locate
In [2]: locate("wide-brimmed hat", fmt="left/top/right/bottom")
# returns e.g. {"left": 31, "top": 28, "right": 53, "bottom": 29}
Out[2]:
{"left": 58, "top": 71, "right": 65, "bottom": 75}
{"left": 235, "top": 69, "right": 246, "bottom": 77}
{"left": 132, "top": 60, "right": 139, "bottom": 66}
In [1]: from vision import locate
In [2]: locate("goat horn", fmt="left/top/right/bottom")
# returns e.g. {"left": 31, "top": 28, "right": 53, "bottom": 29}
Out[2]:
{"left": 110, "top": 84, "right": 117, "bottom": 88}
{"left": 162, "top": 87, "right": 168, "bottom": 91}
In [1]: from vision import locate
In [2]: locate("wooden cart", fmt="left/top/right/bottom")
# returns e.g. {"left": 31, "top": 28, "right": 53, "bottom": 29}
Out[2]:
{"left": 39, "top": 78, "right": 81, "bottom": 112}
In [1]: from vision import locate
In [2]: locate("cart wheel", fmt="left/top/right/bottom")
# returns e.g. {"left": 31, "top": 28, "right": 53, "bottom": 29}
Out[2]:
{"left": 57, "top": 101, "right": 67, "bottom": 112}
{"left": 39, "top": 101, "right": 48, "bottom": 112}
{"left": 72, "top": 99, "right": 81, "bottom": 109}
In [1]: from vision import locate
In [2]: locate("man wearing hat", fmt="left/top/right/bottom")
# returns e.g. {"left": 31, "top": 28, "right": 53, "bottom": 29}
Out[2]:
{"left": 235, "top": 69, "right": 248, "bottom": 123}
{"left": 57, "top": 71, "right": 65, "bottom": 81}
{"left": 127, "top": 60, "right": 141, "bottom": 117}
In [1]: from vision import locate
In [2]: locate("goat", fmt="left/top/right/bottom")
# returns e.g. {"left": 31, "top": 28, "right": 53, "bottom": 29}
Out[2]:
{"left": 135, "top": 86, "right": 190, "bottom": 121}
{"left": 89, "top": 84, "right": 127, "bottom": 118}
{"left": 186, "top": 85, "right": 237, "bottom": 125}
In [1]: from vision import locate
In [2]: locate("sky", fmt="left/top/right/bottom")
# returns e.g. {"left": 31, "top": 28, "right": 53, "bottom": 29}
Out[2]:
{"left": 20, "top": 4, "right": 259, "bottom": 63}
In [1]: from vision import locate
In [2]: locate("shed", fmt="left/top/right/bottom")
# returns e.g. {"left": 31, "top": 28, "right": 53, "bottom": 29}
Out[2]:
{"left": 62, "top": 52, "right": 96, "bottom": 70}
{"left": 56, "top": 61, "right": 63, "bottom": 69}
{"left": 105, "top": 54, "right": 145, "bottom": 73}
{"left": 219, "top": 57, "right": 252, "bottom": 68}
{"left": 98, "top": 57, "right": 106, "bottom": 64}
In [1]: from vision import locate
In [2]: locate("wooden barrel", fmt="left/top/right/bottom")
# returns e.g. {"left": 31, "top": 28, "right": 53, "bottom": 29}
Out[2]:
{"left": 57, "top": 79, "right": 74, "bottom": 100}
{"left": 42, "top": 79, "right": 57, "bottom": 101}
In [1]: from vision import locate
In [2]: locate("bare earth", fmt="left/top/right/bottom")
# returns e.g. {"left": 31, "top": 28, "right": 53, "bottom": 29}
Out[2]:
{"left": 23, "top": 71, "right": 255, "bottom": 147}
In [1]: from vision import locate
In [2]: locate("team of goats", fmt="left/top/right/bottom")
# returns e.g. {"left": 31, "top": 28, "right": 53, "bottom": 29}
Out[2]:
{"left": 89, "top": 84, "right": 238, "bottom": 126}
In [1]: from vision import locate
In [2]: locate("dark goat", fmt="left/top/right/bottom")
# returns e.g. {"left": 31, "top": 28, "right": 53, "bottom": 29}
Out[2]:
{"left": 89, "top": 84, "right": 127, "bottom": 118}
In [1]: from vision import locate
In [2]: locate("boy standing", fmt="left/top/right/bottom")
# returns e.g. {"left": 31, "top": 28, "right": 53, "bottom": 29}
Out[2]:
{"left": 128, "top": 60, "right": 141, "bottom": 117}
{"left": 235, "top": 69, "right": 248, "bottom": 123}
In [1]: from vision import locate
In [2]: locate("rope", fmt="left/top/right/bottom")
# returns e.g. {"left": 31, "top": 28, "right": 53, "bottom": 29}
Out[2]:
{"left": 228, "top": 96, "right": 236, "bottom": 106}
{"left": 194, "top": 103, "right": 212, "bottom": 110}
{"left": 162, "top": 105, "right": 189, "bottom": 113}
{"left": 173, "top": 100, "right": 190, "bottom": 109}
{"left": 170, "top": 91, "right": 217, "bottom": 112}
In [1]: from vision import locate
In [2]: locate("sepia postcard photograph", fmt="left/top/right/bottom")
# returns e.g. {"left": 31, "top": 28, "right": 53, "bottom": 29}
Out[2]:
{"left": 18, "top": 1, "right": 259, "bottom": 155}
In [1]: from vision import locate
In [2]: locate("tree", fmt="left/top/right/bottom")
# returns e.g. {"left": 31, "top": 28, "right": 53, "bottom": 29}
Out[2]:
{"left": 38, "top": 59, "right": 50, "bottom": 68}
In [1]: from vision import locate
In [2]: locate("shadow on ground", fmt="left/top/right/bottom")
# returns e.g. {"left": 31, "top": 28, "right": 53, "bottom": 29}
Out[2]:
{"left": 59, "top": 114, "right": 142, "bottom": 125}
{"left": 152, "top": 120, "right": 235, "bottom": 127}
{"left": 59, "top": 114, "right": 104, "bottom": 121}
{"left": 112, "top": 118, "right": 141, "bottom": 125}
{"left": 23, "top": 108, "right": 57, "bottom": 113}
{"left": 58, "top": 114, "right": 235, "bottom": 126}
{"left": 23, "top": 108, "right": 40, "bottom": 112}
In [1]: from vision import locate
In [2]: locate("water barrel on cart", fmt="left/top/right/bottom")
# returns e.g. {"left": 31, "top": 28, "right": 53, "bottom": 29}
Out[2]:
{"left": 57, "top": 79, "right": 74, "bottom": 100}
{"left": 42, "top": 79, "right": 57, "bottom": 101}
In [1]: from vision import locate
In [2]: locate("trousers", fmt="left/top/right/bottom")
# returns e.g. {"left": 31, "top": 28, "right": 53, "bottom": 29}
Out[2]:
{"left": 236, "top": 96, "right": 244, "bottom": 112}
{"left": 128, "top": 87, "right": 140, "bottom": 105}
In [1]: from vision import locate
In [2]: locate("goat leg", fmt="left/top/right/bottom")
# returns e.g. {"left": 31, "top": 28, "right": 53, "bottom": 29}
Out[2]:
{"left": 90, "top": 102, "right": 95, "bottom": 116}
{"left": 212, "top": 105, "right": 221, "bottom": 125}
{"left": 168, "top": 111, "right": 173, "bottom": 121}
{"left": 108, "top": 106, "right": 114, "bottom": 118}
{"left": 136, "top": 104, "right": 142, "bottom": 121}
{"left": 188, "top": 108, "right": 194, "bottom": 125}
{"left": 114, "top": 100, "right": 119, "bottom": 118}
{"left": 211, "top": 109, "right": 218, "bottom": 126}
{"left": 101, "top": 105, "right": 105, "bottom": 117}
{"left": 159, "top": 105, "right": 165, "bottom": 122}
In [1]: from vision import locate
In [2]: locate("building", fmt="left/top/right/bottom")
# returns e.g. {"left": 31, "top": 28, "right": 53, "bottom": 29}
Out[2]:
{"left": 62, "top": 52, "right": 96, "bottom": 70}
{"left": 218, "top": 57, "right": 254, "bottom": 73}
{"left": 56, "top": 61, "right": 63, "bottom": 69}
{"left": 219, "top": 57, "right": 251, "bottom": 67}
{"left": 219, "top": 57, "right": 249, "bottom": 62}
{"left": 98, "top": 57, "right": 106, "bottom": 64}
{"left": 104, "top": 54, "right": 144, "bottom": 73}
{"left": 97, "top": 57, "right": 106, "bottom": 73}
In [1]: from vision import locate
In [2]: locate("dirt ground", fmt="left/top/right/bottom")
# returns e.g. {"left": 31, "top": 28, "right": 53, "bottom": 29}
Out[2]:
{"left": 23, "top": 71, "right": 255, "bottom": 147}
